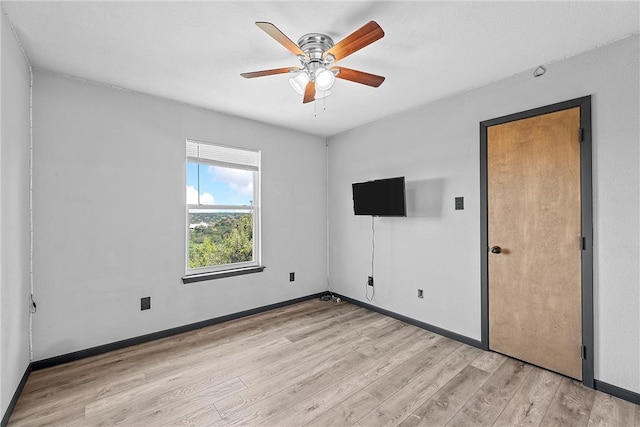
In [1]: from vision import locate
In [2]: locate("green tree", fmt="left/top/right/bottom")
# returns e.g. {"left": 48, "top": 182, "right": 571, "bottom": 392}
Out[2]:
{"left": 219, "top": 214, "right": 253, "bottom": 263}
{"left": 188, "top": 213, "right": 253, "bottom": 268}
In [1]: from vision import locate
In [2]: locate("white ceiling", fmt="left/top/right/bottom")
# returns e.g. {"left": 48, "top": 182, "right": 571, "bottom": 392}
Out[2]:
{"left": 2, "top": 1, "right": 639, "bottom": 137}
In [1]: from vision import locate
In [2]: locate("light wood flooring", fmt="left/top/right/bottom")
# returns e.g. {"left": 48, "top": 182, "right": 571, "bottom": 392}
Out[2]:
{"left": 9, "top": 299, "right": 640, "bottom": 426}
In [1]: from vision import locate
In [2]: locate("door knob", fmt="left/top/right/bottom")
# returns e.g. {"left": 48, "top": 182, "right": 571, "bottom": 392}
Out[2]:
{"left": 490, "top": 246, "right": 502, "bottom": 254}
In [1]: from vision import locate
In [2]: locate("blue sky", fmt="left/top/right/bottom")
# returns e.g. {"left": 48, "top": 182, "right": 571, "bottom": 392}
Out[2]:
{"left": 186, "top": 162, "right": 253, "bottom": 206}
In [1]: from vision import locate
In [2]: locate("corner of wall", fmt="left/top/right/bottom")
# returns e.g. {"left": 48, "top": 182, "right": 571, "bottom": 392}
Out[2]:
{"left": 1, "top": 7, "right": 33, "bottom": 422}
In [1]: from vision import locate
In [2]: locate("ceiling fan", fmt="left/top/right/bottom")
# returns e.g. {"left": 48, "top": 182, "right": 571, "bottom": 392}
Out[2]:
{"left": 241, "top": 21, "right": 385, "bottom": 103}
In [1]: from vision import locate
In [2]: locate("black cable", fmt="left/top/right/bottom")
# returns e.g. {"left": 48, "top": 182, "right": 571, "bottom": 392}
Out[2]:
{"left": 320, "top": 276, "right": 334, "bottom": 301}
{"left": 30, "top": 294, "right": 37, "bottom": 313}
{"left": 371, "top": 215, "right": 375, "bottom": 279}
{"left": 366, "top": 216, "right": 375, "bottom": 301}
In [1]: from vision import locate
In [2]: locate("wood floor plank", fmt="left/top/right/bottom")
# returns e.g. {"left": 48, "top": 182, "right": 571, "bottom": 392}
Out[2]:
{"left": 364, "top": 318, "right": 408, "bottom": 339}
{"left": 369, "top": 314, "right": 399, "bottom": 329}
{"left": 111, "top": 381, "right": 234, "bottom": 427}
{"left": 260, "top": 353, "right": 384, "bottom": 426}
{"left": 219, "top": 311, "right": 404, "bottom": 416}
{"left": 446, "top": 357, "right": 532, "bottom": 426}
{"left": 8, "top": 300, "right": 636, "bottom": 427}
{"left": 469, "top": 350, "right": 508, "bottom": 375}
{"left": 9, "top": 372, "right": 147, "bottom": 421}
{"left": 494, "top": 367, "right": 563, "bottom": 427}
{"left": 141, "top": 325, "right": 307, "bottom": 383}
{"left": 587, "top": 391, "right": 636, "bottom": 427}
{"left": 219, "top": 318, "right": 429, "bottom": 425}
{"left": 263, "top": 328, "right": 440, "bottom": 426}
{"left": 306, "top": 390, "right": 380, "bottom": 426}
{"left": 363, "top": 333, "right": 444, "bottom": 383}
{"left": 8, "top": 404, "right": 86, "bottom": 427}
{"left": 399, "top": 365, "right": 491, "bottom": 427}
{"left": 540, "top": 377, "right": 597, "bottom": 427}
{"left": 283, "top": 306, "right": 374, "bottom": 342}
{"left": 215, "top": 345, "right": 359, "bottom": 417}
{"left": 84, "top": 338, "right": 289, "bottom": 419}
{"left": 239, "top": 312, "right": 376, "bottom": 388}
{"left": 363, "top": 337, "right": 462, "bottom": 402}
{"left": 142, "top": 333, "right": 294, "bottom": 385}
{"left": 84, "top": 376, "right": 245, "bottom": 425}
{"left": 354, "top": 322, "right": 432, "bottom": 359}
{"left": 112, "top": 395, "right": 219, "bottom": 426}
{"left": 18, "top": 359, "right": 149, "bottom": 406}
{"left": 162, "top": 403, "right": 222, "bottom": 427}
{"left": 359, "top": 344, "right": 482, "bottom": 426}
{"left": 160, "top": 300, "right": 352, "bottom": 359}
{"left": 303, "top": 335, "right": 445, "bottom": 427}
{"left": 262, "top": 370, "right": 372, "bottom": 426}
{"left": 214, "top": 350, "right": 369, "bottom": 426}
{"left": 22, "top": 299, "right": 330, "bottom": 404}
{"left": 26, "top": 300, "right": 327, "bottom": 389}
{"left": 351, "top": 316, "right": 403, "bottom": 338}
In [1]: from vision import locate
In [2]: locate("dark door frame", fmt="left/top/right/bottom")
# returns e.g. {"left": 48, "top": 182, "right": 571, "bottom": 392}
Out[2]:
{"left": 479, "top": 96, "right": 594, "bottom": 388}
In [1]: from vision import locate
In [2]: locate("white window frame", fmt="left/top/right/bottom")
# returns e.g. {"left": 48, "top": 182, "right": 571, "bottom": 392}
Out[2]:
{"left": 185, "top": 139, "right": 261, "bottom": 276}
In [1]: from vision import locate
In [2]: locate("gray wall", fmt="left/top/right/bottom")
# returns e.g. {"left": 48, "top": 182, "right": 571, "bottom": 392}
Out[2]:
{"left": 328, "top": 35, "right": 639, "bottom": 393}
{"left": 1, "top": 11, "right": 32, "bottom": 418}
{"left": 31, "top": 70, "right": 327, "bottom": 360}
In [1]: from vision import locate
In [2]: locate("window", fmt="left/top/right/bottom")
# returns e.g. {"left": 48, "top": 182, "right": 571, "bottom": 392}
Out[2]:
{"left": 185, "top": 140, "right": 261, "bottom": 279}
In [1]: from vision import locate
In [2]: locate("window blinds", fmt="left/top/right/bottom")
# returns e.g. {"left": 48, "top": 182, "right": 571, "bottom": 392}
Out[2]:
{"left": 186, "top": 140, "right": 260, "bottom": 172}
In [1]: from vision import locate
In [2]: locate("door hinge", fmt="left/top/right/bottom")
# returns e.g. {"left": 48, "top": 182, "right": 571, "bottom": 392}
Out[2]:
{"left": 581, "top": 345, "right": 587, "bottom": 360}
{"left": 579, "top": 128, "right": 585, "bottom": 142}
{"left": 581, "top": 236, "right": 586, "bottom": 250}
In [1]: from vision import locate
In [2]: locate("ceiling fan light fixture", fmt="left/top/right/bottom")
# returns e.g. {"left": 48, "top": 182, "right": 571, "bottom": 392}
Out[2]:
{"left": 315, "top": 68, "right": 335, "bottom": 91}
{"left": 289, "top": 72, "right": 309, "bottom": 95}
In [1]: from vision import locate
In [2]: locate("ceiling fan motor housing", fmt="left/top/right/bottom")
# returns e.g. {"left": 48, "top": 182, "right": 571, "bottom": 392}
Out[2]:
{"left": 297, "top": 33, "right": 336, "bottom": 76}
{"left": 297, "top": 33, "right": 334, "bottom": 58}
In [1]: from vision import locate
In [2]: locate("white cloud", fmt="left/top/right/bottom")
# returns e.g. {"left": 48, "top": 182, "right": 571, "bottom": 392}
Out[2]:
{"left": 186, "top": 185, "right": 215, "bottom": 205}
{"left": 208, "top": 166, "right": 253, "bottom": 195}
{"left": 200, "top": 192, "right": 215, "bottom": 205}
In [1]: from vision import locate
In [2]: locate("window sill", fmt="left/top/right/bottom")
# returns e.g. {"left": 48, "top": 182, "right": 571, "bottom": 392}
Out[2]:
{"left": 182, "top": 266, "right": 265, "bottom": 284}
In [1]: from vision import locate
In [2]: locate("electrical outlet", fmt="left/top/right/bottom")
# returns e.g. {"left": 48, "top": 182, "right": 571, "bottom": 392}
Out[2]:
{"left": 141, "top": 296, "right": 151, "bottom": 311}
{"left": 418, "top": 289, "right": 424, "bottom": 299}
{"left": 289, "top": 272, "right": 295, "bottom": 282}
{"left": 367, "top": 276, "right": 374, "bottom": 287}
{"left": 455, "top": 197, "right": 464, "bottom": 210}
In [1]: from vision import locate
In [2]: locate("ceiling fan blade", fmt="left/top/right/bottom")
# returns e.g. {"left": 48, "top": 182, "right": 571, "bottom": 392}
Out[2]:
{"left": 303, "top": 81, "right": 316, "bottom": 103}
{"left": 241, "top": 67, "right": 299, "bottom": 78}
{"left": 323, "top": 21, "right": 384, "bottom": 62}
{"left": 332, "top": 67, "right": 385, "bottom": 87}
{"left": 255, "top": 22, "right": 308, "bottom": 58}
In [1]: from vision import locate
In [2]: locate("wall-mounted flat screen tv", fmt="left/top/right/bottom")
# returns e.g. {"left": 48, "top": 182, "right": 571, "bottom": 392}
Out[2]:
{"left": 352, "top": 176, "right": 407, "bottom": 217}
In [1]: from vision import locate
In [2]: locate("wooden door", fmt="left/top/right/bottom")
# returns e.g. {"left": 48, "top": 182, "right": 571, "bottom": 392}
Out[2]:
{"left": 487, "top": 107, "right": 582, "bottom": 380}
